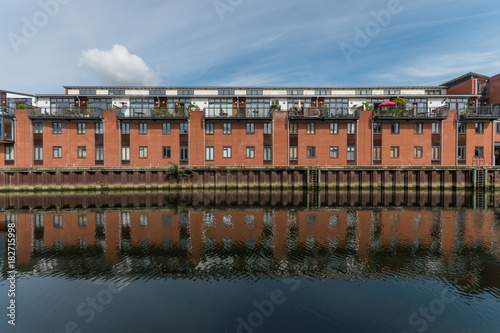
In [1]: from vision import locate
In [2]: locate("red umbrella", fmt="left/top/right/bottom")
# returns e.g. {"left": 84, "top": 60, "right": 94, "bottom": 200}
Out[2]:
{"left": 378, "top": 101, "right": 397, "bottom": 107}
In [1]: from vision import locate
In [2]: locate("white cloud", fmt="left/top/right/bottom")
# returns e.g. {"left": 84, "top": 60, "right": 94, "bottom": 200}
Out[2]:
{"left": 77, "top": 45, "right": 159, "bottom": 86}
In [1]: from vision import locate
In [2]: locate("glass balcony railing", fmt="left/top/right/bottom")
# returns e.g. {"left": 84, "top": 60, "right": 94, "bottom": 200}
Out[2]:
{"left": 288, "top": 107, "right": 360, "bottom": 119}
{"left": 204, "top": 107, "right": 273, "bottom": 118}
{"left": 373, "top": 107, "right": 448, "bottom": 119}
{"left": 29, "top": 107, "right": 104, "bottom": 119}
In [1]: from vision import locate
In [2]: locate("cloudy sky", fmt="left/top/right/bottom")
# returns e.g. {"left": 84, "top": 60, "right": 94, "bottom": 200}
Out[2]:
{"left": 1, "top": 0, "right": 500, "bottom": 94}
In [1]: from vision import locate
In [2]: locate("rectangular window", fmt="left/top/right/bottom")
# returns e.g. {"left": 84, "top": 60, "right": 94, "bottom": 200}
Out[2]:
{"left": 355, "top": 90, "right": 372, "bottom": 95}
{"left": 432, "top": 146, "right": 441, "bottom": 160}
{"left": 432, "top": 122, "right": 440, "bottom": 134}
{"left": 180, "top": 123, "right": 188, "bottom": 134}
{"left": 52, "top": 122, "right": 62, "bottom": 134}
{"left": 206, "top": 146, "right": 214, "bottom": 161}
{"left": 330, "top": 146, "right": 339, "bottom": 159}
{"left": 458, "top": 146, "right": 466, "bottom": 161}
{"left": 95, "top": 122, "right": 104, "bottom": 134}
{"left": 384, "top": 90, "right": 400, "bottom": 95}
{"left": 162, "top": 146, "right": 171, "bottom": 159}
{"left": 347, "top": 146, "right": 355, "bottom": 161}
{"left": 289, "top": 123, "right": 298, "bottom": 134}
{"left": 287, "top": 90, "right": 304, "bottom": 95}
{"left": 180, "top": 146, "right": 188, "bottom": 161}
{"left": 290, "top": 147, "right": 298, "bottom": 161}
{"left": 53, "top": 146, "right": 62, "bottom": 158}
{"left": 347, "top": 122, "right": 356, "bottom": 134}
{"left": 149, "top": 89, "right": 165, "bottom": 96}
{"left": 373, "top": 122, "right": 381, "bottom": 134}
{"left": 53, "top": 215, "right": 63, "bottom": 228}
{"left": 414, "top": 122, "right": 423, "bottom": 134}
{"left": 307, "top": 146, "right": 316, "bottom": 158}
{"left": 77, "top": 122, "right": 86, "bottom": 134}
{"left": 458, "top": 122, "right": 466, "bottom": 134}
{"left": 263, "top": 123, "right": 272, "bottom": 135}
{"left": 307, "top": 123, "right": 315, "bottom": 134}
{"left": 263, "top": 146, "right": 272, "bottom": 161}
{"left": 162, "top": 123, "right": 171, "bottom": 135}
{"left": 80, "top": 89, "right": 96, "bottom": 95}
{"left": 246, "top": 123, "right": 255, "bottom": 134}
{"left": 177, "top": 90, "right": 194, "bottom": 96}
{"left": 108, "top": 89, "right": 125, "bottom": 95}
{"left": 391, "top": 122, "right": 399, "bottom": 134}
{"left": 475, "top": 146, "right": 484, "bottom": 158}
{"left": 95, "top": 147, "right": 104, "bottom": 161}
{"left": 373, "top": 146, "right": 381, "bottom": 160}
{"left": 390, "top": 146, "right": 400, "bottom": 158}
{"left": 33, "top": 122, "right": 43, "bottom": 134}
{"left": 206, "top": 123, "right": 214, "bottom": 134}
{"left": 414, "top": 146, "right": 423, "bottom": 159}
{"left": 223, "top": 123, "right": 231, "bottom": 134}
{"left": 425, "top": 90, "right": 442, "bottom": 95}
{"left": 139, "top": 146, "right": 148, "bottom": 158}
{"left": 497, "top": 122, "right": 500, "bottom": 134}
{"left": 246, "top": 146, "right": 255, "bottom": 158}
{"left": 139, "top": 123, "right": 148, "bottom": 135}
{"left": 34, "top": 146, "right": 43, "bottom": 161}
{"left": 5, "top": 146, "right": 14, "bottom": 161}
{"left": 330, "top": 122, "right": 339, "bottom": 134}
{"left": 121, "top": 123, "right": 130, "bottom": 134}
{"left": 223, "top": 146, "right": 232, "bottom": 158}
{"left": 475, "top": 122, "right": 484, "bottom": 134}
{"left": 218, "top": 90, "right": 235, "bottom": 96}
{"left": 315, "top": 90, "right": 332, "bottom": 95}
{"left": 77, "top": 146, "right": 86, "bottom": 159}
{"left": 121, "top": 147, "right": 130, "bottom": 161}
{"left": 246, "top": 90, "right": 263, "bottom": 96}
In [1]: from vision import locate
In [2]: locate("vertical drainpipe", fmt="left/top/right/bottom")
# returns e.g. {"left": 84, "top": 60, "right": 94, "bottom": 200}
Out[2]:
{"left": 202, "top": 112, "right": 205, "bottom": 166}
{"left": 492, "top": 120, "right": 495, "bottom": 166}
{"left": 30, "top": 116, "right": 33, "bottom": 167}
{"left": 455, "top": 117, "right": 458, "bottom": 166}
{"left": 102, "top": 118, "right": 106, "bottom": 167}
{"left": 118, "top": 118, "right": 121, "bottom": 166}
{"left": 272, "top": 116, "right": 275, "bottom": 167}
{"left": 371, "top": 118, "right": 373, "bottom": 166}
{"left": 287, "top": 114, "right": 290, "bottom": 167}
{"left": 356, "top": 120, "right": 359, "bottom": 166}
{"left": 441, "top": 120, "right": 443, "bottom": 166}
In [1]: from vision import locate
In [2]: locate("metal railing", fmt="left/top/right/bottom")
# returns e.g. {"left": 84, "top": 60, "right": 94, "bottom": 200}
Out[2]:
{"left": 204, "top": 107, "right": 274, "bottom": 118}
{"left": 373, "top": 107, "right": 448, "bottom": 119}
{"left": 458, "top": 106, "right": 500, "bottom": 118}
{"left": 116, "top": 107, "right": 188, "bottom": 118}
{"left": 0, "top": 106, "right": 15, "bottom": 117}
{"left": 288, "top": 107, "right": 360, "bottom": 119}
{"left": 29, "top": 106, "right": 104, "bottom": 118}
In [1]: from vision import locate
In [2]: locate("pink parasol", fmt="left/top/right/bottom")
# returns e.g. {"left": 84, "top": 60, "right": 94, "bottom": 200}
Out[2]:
{"left": 378, "top": 101, "right": 397, "bottom": 107}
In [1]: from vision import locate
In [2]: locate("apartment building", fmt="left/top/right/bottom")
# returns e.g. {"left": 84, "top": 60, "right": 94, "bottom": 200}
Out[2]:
{"left": 1, "top": 72, "right": 499, "bottom": 168}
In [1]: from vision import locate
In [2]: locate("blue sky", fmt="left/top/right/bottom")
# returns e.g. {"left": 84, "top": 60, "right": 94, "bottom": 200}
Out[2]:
{"left": 1, "top": 0, "right": 500, "bottom": 94}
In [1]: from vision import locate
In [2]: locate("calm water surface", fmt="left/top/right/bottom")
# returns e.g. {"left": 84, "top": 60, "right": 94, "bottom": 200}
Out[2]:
{"left": 1, "top": 191, "right": 500, "bottom": 333}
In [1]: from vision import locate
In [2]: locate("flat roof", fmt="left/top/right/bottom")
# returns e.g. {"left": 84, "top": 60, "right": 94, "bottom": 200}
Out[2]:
{"left": 63, "top": 85, "right": 447, "bottom": 90}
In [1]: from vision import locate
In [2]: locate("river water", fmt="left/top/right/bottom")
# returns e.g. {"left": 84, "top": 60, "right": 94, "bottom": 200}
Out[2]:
{"left": 1, "top": 190, "right": 499, "bottom": 333}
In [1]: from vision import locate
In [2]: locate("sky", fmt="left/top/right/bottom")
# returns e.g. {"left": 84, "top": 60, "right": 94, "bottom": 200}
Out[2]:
{"left": 1, "top": 0, "right": 500, "bottom": 94}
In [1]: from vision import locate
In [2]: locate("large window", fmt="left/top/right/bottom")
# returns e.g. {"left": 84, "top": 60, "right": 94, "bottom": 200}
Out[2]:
{"left": 324, "top": 99, "right": 349, "bottom": 116}
{"left": 475, "top": 146, "right": 484, "bottom": 158}
{"left": 247, "top": 99, "right": 270, "bottom": 117}
{"left": 307, "top": 146, "right": 316, "bottom": 158}
{"left": 53, "top": 146, "right": 62, "bottom": 159}
{"left": 355, "top": 90, "right": 372, "bottom": 95}
{"left": 208, "top": 99, "right": 233, "bottom": 117}
{"left": 330, "top": 146, "right": 339, "bottom": 159}
{"left": 373, "top": 146, "right": 381, "bottom": 161}
{"left": 77, "top": 122, "right": 86, "bottom": 134}
{"left": 50, "top": 98, "right": 73, "bottom": 114}
{"left": 88, "top": 98, "right": 111, "bottom": 110}
{"left": 432, "top": 146, "right": 441, "bottom": 160}
{"left": 347, "top": 146, "right": 355, "bottom": 161}
{"left": 121, "top": 147, "right": 130, "bottom": 161}
{"left": 162, "top": 146, "right": 171, "bottom": 159}
{"left": 246, "top": 123, "right": 255, "bottom": 134}
{"left": 414, "top": 146, "right": 423, "bottom": 159}
{"left": 52, "top": 122, "right": 62, "bottom": 134}
{"left": 447, "top": 98, "right": 468, "bottom": 112}
{"left": 95, "top": 147, "right": 104, "bottom": 161}
{"left": 223, "top": 146, "right": 232, "bottom": 158}
{"left": 108, "top": 90, "right": 125, "bottom": 96}
{"left": 246, "top": 146, "right": 255, "bottom": 158}
{"left": 5, "top": 146, "right": 14, "bottom": 161}
{"left": 77, "top": 146, "right": 86, "bottom": 159}
{"left": 290, "top": 147, "right": 298, "bottom": 161}
{"left": 287, "top": 90, "right": 304, "bottom": 95}
{"left": 458, "top": 146, "right": 466, "bottom": 161}
{"left": 206, "top": 146, "right": 214, "bottom": 161}
{"left": 218, "top": 90, "right": 235, "bottom": 96}
{"left": 390, "top": 146, "right": 399, "bottom": 158}
{"left": 223, "top": 123, "right": 231, "bottom": 134}
{"left": 130, "top": 98, "right": 154, "bottom": 117}
{"left": 263, "top": 146, "right": 272, "bottom": 161}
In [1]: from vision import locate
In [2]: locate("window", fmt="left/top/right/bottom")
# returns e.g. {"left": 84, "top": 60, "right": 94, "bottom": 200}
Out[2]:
{"left": 384, "top": 90, "right": 400, "bottom": 95}
{"left": 95, "top": 123, "right": 104, "bottom": 134}
{"left": 79, "top": 89, "right": 96, "bottom": 95}
{"left": 475, "top": 122, "right": 484, "bottom": 134}
{"left": 108, "top": 89, "right": 125, "bottom": 95}
{"left": 180, "top": 123, "right": 188, "bottom": 134}
{"left": 347, "top": 146, "right": 355, "bottom": 161}
{"left": 458, "top": 122, "right": 466, "bottom": 134}
{"left": 34, "top": 146, "right": 43, "bottom": 161}
{"left": 95, "top": 147, "right": 104, "bottom": 161}
{"left": 307, "top": 146, "right": 316, "bottom": 158}
{"left": 180, "top": 146, "right": 188, "bottom": 160}
{"left": 390, "top": 146, "right": 400, "bottom": 158}
{"left": 414, "top": 146, "right": 423, "bottom": 159}
{"left": 218, "top": 90, "right": 235, "bottom": 96}
{"left": 475, "top": 146, "right": 484, "bottom": 158}
{"left": 246, "top": 90, "right": 263, "bottom": 95}
{"left": 263, "top": 146, "right": 272, "bottom": 161}
{"left": 373, "top": 146, "right": 381, "bottom": 160}
{"left": 206, "top": 123, "right": 214, "bottom": 134}
{"left": 149, "top": 89, "right": 165, "bottom": 95}
{"left": 289, "top": 123, "right": 298, "bottom": 134}
{"left": 89, "top": 98, "right": 111, "bottom": 110}
{"left": 223, "top": 123, "right": 231, "bottom": 134}
{"left": 355, "top": 90, "right": 372, "bottom": 95}
{"left": 162, "top": 123, "right": 171, "bottom": 135}
{"left": 130, "top": 98, "right": 155, "bottom": 117}
{"left": 121, "top": 123, "right": 130, "bottom": 134}
{"left": 177, "top": 90, "right": 194, "bottom": 96}
{"left": 5, "top": 146, "right": 14, "bottom": 161}
{"left": 425, "top": 90, "right": 442, "bottom": 95}
{"left": 391, "top": 122, "right": 399, "bottom": 134}
{"left": 432, "top": 146, "right": 441, "bottom": 160}
{"left": 414, "top": 122, "right": 423, "bottom": 134}
{"left": 78, "top": 215, "right": 88, "bottom": 228}
{"left": 33, "top": 122, "right": 43, "bottom": 134}
{"left": 53, "top": 146, "right": 62, "bottom": 158}
{"left": 139, "top": 146, "right": 148, "bottom": 158}
{"left": 347, "top": 122, "right": 356, "bottom": 134}
{"left": 315, "top": 90, "right": 332, "bottom": 95}
{"left": 139, "top": 123, "right": 148, "bottom": 135}
{"left": 307, "top": 123, "right": 315, "bottom": 134}
{"left": 287, "top": 90, "right": 303, "bottom": 95}
{"left": 206, "top": 146, "right": 214, "bottom": 161}
{"left": 264, "top": 123, "right": 272, "bottom": 134}
{"left": 77, "top": 122, "right": 86, "bottom": 134}
{"left": 330, "top": 122, "right": 338, "bottom": 134}
{"left": 223, "top": 146, "right": 232, "bottom": 158}
{"left": 330, "top": 146, "right": 339, "bottom": 158}
{"left": 121, "top": 147, "right": 130, "bottom": 161}
{"left": 246, "top": 123, "right": 255, "bottom": 134}
{"left": 290, "top": 147, "right": 298, "bottom": 161}
{"left": 432, "top": 122, "right": 440, "bottom": 134}
{"left": 53, "top": 216, "right": 63, "bottom": 228}
{"left": 373, "top": 122, "right": 381, "bottom": 134}
{"left": 162, "top": 146, "right": 171, "bottom": 159}
{"left": 246, "top": 146, "right": 255, "bottom": 158}
{"left": 77, "top": 146, "right": 86, "bottom": 159}
{"left": 458, "top": 146, "right": 466, "bottom": 161}
{"left": 52, "top": 122, "right": 62, "bottom": 134}
{"left": 497, "top": 122, "right": 500, "bottom": 134}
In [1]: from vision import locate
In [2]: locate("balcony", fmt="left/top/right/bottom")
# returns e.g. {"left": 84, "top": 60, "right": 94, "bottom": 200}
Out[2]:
{"left": 116, "top": 107, "right": 188, "bottom": 120}
{"left": 0, "top": 107, "right": 15, "bottom": 142}
{"left": 457, "top": 106, "right": 500, "bottom": 120}
{"left": 29, "top": 107, "right": 104, "bottom": 119}
{"left": 288, "top": 107, "right": 360, "bottom": 120}
{"left": 0, "top": 106, "right": 15, "bottom": 118}
{"left": 373, "top": 107, "right": 448, "bottom": 120}
{"left": 204, "top": 108, "right": 273, "bottom": 120}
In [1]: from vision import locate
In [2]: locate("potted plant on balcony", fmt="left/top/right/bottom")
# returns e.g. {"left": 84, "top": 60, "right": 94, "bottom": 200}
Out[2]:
{"left": 271, "top": 99, "right": 280, "bottom": 111}
{"left": 188, "top": 104, "right": 197, "bottom": 111}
